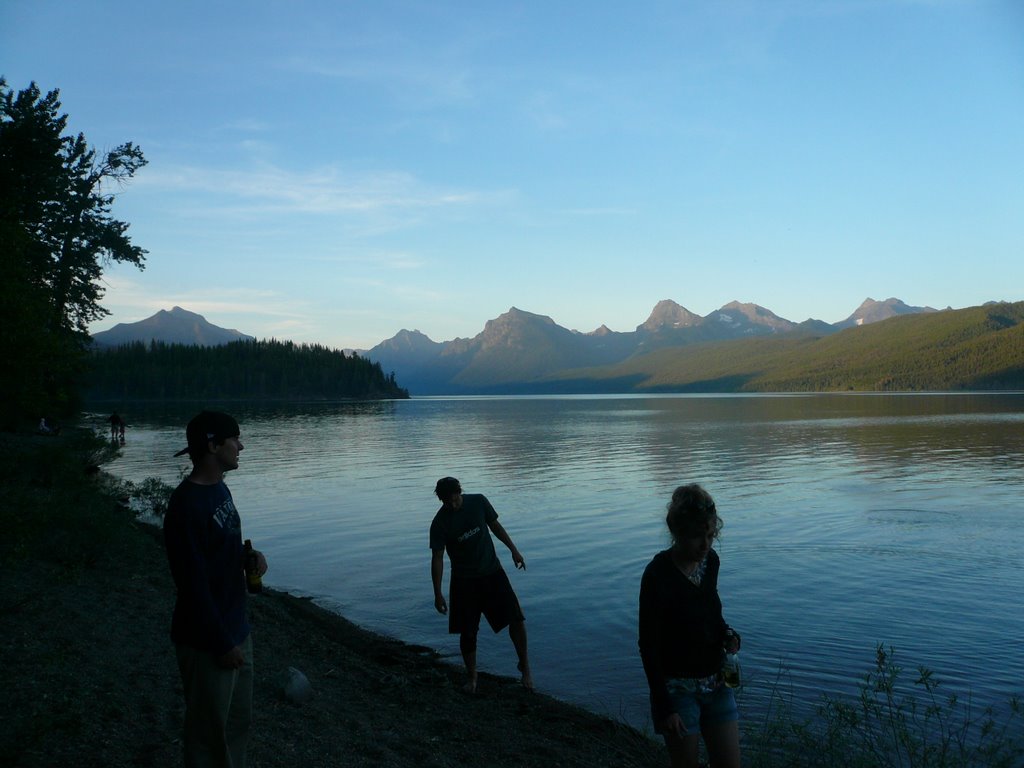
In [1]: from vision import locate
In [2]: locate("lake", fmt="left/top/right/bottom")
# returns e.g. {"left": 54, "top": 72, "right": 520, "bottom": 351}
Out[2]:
{"left": 101, "top": 393, "right": 1024, "bottom": 731}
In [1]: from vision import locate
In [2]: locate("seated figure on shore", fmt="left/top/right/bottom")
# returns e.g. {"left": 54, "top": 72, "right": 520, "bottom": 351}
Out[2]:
{"left": 37, "top": 417, "right": 59, "bottom": 435}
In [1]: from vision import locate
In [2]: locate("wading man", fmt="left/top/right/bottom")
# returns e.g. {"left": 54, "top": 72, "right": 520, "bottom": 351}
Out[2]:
{"left": 430, "top": 476, "right": 533, "bottom": 693}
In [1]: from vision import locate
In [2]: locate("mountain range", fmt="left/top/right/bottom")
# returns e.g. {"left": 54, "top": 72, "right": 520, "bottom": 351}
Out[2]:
{"left": 91, "top": 297, "right": 1024, "bottom": 394}
{"left": 363, "top": 297, "right": 942, "bottom": 393}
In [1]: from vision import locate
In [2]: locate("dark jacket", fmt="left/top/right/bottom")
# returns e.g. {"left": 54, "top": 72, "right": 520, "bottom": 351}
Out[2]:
{"left": 638, "top": 548, "right": 731, "bottom": 724}
{"left": 164, "top": 479, "right": 250, "bottom": 656}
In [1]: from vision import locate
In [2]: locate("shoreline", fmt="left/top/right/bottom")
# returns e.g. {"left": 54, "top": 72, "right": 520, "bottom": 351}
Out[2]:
{"left": 1, "top": 482, "right": 664, "bottom": 768}
{"left": 5, "top": 430, "right": 1022, "bottom": 767}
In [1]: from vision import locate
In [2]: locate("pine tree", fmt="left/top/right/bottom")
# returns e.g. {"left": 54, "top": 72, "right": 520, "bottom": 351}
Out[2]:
{"left": 0, "top": 79, "right": 146, "bottom": 426}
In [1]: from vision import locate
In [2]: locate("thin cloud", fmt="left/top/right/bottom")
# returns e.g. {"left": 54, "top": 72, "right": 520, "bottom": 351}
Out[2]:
{"left": 137, "top": 164, "right": 482, "bottom": 216}
{"left": 563, "top": 207, "right": 637, "bottom": 217}
{"left": 220, "top": 118, "right": 274, "bottom": 133}
{"left": 94, "top": 277, "right": 302, "bottom": 326}
{"left": 304, "top": 251, "right": 427, "bottom": 271}
{"left": 330, "top": 274, "right": 443, "bottom": 303}
{"left": 282, "top": 56, "right": 475, "bottom": 105}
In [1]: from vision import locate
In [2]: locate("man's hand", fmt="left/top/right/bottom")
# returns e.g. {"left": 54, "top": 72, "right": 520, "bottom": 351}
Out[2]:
{"left": 217, "top": 645, "right": 245, "bottom": 670}
{"left": 512, "top": 549, "right": 526, "bottom": 570}
{"left": 434, "top": 594, "right": 448, "bottom": 614}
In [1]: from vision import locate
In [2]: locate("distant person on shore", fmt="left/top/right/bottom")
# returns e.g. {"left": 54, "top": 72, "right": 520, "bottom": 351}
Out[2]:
{"left": 639, "top": 484, "right": 742, "bottom": 768}
{"left": 430, "top": 476, "right": 533, "bottom": 693}
{"left": 37, "top": 416, "right": 61, "bottom": 435}
{"left": 108, "top": 411, "right": 121, "bottom": 441}
{"left": 164, "top": 410, "right": 267, "bottom": 768}
{"left": 118, "top": 413, "right": 126, "bottom": 442}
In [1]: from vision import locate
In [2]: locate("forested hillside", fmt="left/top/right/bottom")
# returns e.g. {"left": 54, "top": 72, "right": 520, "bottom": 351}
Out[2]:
{"left": 84, "top": 340, "right": 408, "bottom": 402}
{"left": 555, "top": 301, "right": 1024, "bottom": 392}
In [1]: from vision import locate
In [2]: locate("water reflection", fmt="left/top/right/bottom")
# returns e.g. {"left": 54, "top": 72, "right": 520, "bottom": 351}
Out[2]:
{"left": 104, "top": 393, "right": 1024, "bottom": 728}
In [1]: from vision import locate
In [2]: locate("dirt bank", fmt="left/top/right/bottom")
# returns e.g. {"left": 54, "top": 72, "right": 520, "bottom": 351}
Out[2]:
{"left": 1, "top": 509, "right": 664, "bottom": 768}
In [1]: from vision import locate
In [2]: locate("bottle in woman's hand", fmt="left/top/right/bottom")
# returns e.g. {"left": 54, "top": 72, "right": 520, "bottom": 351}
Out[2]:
{"left": 723, "top": 629, "right": 741, "bottom": 688}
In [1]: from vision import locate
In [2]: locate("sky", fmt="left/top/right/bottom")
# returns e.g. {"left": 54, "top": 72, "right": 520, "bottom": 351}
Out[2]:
{"left": 4, "top": 1, "right": 1023, "bottom": 350}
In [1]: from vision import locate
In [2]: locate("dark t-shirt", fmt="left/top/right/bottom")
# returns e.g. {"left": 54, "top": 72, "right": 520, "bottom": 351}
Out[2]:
{"left": 164, "top": 479, "right": 250, "bottom": 655}
{"left": 429, "top": 493, "right": 501, "bottom": 578}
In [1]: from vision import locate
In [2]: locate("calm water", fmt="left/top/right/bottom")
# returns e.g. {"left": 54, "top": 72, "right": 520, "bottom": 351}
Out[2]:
{"left": 102, "top": 393, "right": 1024, "bottom": 730}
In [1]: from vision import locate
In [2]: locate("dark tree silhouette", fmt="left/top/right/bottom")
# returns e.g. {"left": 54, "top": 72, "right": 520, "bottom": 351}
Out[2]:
{"left": 0, "top": 79, "right": 146, "bottom": 426}
{"left": 85, "top": 339, "right": 410, "bottom": 402}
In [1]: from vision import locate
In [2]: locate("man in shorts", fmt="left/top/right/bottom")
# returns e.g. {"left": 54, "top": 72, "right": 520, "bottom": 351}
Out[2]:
{"left": 430, "top": 476, "right": 533, "bottom": 693}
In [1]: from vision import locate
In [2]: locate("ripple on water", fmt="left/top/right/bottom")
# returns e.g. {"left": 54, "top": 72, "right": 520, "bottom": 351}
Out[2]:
{"left": 104, "top": 395, "right": 1024, "bottom": 729}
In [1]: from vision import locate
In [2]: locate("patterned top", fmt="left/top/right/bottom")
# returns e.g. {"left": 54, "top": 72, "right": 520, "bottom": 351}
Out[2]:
{"left": 683, "top": 555, "right": 708, "bottom": 586}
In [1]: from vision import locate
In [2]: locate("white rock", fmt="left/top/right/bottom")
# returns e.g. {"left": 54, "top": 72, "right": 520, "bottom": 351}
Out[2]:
{"left": 281, "top": 666, "right": 313, "bottom": 704}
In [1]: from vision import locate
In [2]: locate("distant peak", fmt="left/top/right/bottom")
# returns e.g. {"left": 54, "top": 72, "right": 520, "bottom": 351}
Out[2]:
{"left": 838, "top": 297, "right": 936, "bottom": 328}
{"left": 167, "top": 306, "right": 203, "bottom": 318}
{"left": 494, "top": 307, "right": 556, "bottom": 324}
{"left": 639, "top": 299, "right": 700, "bottom": 332}
{"left": 90, "top": 306, "right": 253, "bottom": 347}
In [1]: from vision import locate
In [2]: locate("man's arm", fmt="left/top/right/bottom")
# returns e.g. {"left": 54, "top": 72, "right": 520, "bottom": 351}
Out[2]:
{"left": 431, "top": 549, "right": 448, "bottom": 613}
{"left": 487, "top": 519, "right": 526, "bottom": 570}
{"left": 220, "top": 545, "right": 262, "bottom": 670}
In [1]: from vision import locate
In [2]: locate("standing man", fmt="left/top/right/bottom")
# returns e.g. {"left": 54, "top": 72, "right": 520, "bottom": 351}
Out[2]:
{"left": 430, "top": 476, "right": 533, "bottom": 693}
{"left": 164, "top": 411, "right": 267, "bottom": 768}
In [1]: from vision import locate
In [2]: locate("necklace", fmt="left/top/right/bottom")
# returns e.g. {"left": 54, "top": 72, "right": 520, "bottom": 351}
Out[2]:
{"left": 672, "top": 550, "right": 706, "bottom": 585}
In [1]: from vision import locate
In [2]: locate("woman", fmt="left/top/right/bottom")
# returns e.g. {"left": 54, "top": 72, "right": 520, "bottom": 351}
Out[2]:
{"left": 639, "top": 484, "right": 741, "bottom": 768}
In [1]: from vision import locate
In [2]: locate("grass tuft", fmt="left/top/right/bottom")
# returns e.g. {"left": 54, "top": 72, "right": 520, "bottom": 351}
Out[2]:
{"left": 746, "top": 646, "right": 1023, "bottom": 768}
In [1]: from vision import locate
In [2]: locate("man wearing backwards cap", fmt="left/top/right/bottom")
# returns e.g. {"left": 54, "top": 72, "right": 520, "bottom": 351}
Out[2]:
{"left": 164, "top": 411, "right": 267, "bottom": 768}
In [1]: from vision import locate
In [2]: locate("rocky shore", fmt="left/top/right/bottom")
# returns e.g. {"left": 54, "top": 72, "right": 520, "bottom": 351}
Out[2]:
{"left": 0, "top": 436, "right": 664, "bottom": 767}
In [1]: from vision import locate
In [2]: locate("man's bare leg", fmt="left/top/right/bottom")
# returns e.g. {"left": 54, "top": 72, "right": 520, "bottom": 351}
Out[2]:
{"left": 509, "top": 620, "right": 533, "bottom": 691}
{"left": 459, "top": 635, "right": 478, "bottom": 693}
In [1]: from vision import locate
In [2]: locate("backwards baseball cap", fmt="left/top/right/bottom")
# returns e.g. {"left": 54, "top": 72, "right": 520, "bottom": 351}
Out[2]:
{"left": 173, "top": 410, "right": 240, "bottom": 457}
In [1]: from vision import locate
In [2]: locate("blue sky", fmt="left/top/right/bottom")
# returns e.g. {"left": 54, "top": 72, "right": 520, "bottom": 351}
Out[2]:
{"left": 4, "top": 0, "right": 1023, "bottom": 349}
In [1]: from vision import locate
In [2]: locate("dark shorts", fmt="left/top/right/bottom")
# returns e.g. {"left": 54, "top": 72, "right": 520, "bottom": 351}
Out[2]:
{"left": 449, "top": 568, "right": 525, "bottom": 635}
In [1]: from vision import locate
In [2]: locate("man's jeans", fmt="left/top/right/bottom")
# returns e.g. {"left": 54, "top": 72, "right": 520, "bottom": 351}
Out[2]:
{"left": 175, "top": 634, "right": 253, "bottom": 768}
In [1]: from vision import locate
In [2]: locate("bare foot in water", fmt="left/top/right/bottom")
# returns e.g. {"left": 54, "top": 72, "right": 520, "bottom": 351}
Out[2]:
{"left": 462, "top": 676, "right": 477, "bottom": 694}
{"left": 518, "top": 662, "right": 534, "bottom": 692}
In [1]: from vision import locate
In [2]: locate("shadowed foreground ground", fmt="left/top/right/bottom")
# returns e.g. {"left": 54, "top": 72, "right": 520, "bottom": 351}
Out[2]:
{"left": 0, "top": 452, "right": 664, "bottom": 767}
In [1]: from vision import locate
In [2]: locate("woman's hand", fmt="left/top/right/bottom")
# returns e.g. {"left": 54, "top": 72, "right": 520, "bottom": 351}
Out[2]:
{"left": 725, "top": 629, "right": 741, "bottom": 653}
{"left": 662, "top": 712, "right": 687, "bottom": 737}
